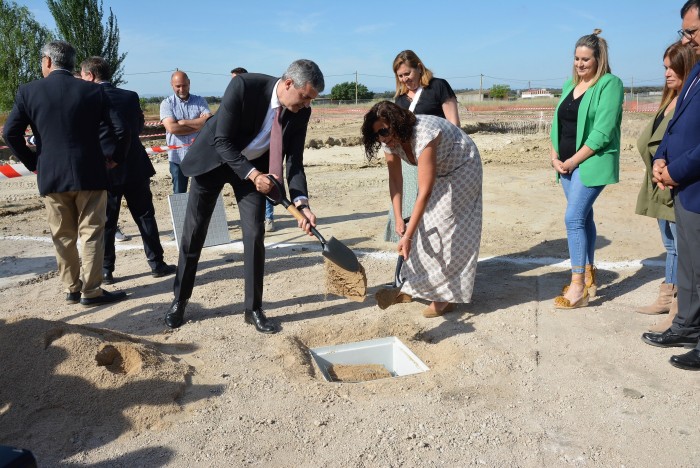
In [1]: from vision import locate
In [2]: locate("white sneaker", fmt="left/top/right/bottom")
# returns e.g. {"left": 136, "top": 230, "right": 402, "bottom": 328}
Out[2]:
{"left": 264, "top": 219, "right": 275, "bottom": 232}
{"left": 114, "top": 226, "right": 130, "bottom": 242}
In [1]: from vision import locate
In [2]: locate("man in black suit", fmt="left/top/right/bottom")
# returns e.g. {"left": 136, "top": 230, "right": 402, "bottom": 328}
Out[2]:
{"left": 2, "top": 41, "right": 128, "bottom": 306}
{"left": 642, "top": 0, "right": 700, "bottom": 370}
{"left": 165, "top": 59, "right": 325, "bottom": 333}
{"left": 79, "top": 56, "right": 176, "bottom": 284}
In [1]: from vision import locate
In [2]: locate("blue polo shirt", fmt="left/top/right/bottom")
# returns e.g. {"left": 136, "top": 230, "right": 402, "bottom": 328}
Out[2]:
{"left": 159, "top": 94, "right": 211, "bottom": 164}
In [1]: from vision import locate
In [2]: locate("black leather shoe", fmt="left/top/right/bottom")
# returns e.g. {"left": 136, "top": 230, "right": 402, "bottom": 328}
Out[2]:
{"left": 66, "top": 291, "right": 81, "bottom": 304}
{"left": 152, "top": 263, "right": 176, "bottom": 278}
{"left": 80, "top": 289, "right": 127, "bottom": 307}
{"left": 165, "top": 299, "right": 188, "bottom": 329}
{"left": 670, "top": 348, "right": 700, "bottom": 370}
{"left": 102, "top": 271, "right": 115, "bottom": 285}
{"left": 641, "top": 329, "right": 697, "bottom": 348}
{"left": 244, "top": 308, "right": 278, "bottom": 334}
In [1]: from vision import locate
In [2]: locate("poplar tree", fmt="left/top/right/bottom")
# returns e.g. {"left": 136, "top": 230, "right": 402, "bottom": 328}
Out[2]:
{"left": 46, "top": 0, "right": 126, "bottom": 85}
{"left": 0, "top": 0, "right": 53, "bottom": 111}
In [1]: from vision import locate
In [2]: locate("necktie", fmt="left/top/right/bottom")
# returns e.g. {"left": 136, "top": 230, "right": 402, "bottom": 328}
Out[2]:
{"left": 269, "top": 106, "right": 283, "bottom": 179}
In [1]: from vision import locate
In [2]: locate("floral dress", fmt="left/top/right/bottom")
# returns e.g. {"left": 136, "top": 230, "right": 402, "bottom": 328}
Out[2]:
{"left": 383, "top": 115, "right": 483, "bottom": 303}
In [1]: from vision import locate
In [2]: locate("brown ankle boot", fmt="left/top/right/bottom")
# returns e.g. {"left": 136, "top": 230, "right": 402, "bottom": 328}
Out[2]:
{"left": 648, "top": 293, "right": 678, "bottom": 332}
{"left": 637, "top": 282, "right": 676, "bottom": 315}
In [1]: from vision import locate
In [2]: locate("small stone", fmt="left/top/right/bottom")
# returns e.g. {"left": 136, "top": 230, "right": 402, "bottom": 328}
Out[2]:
{"left": 622, "top": 388, "right": 643, "bottom": 399}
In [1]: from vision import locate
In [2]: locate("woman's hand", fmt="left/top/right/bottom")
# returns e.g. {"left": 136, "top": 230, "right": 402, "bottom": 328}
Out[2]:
{"left": 394, "top": 217, "right": 406, "bottom": 238}
{"left": 398, "top": 235, "right": 412, "bottom": 260}
{"left": 551, "top": 158, "right": 568, "bottom": 174}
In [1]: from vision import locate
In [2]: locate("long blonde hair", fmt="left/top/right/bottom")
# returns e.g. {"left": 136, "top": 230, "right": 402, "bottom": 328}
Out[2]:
{"left": 572, "top": 29, "right": 611, "bottom": 86}
{"left": 392, "top": 50, "right": 434, "bottom": 97}
{"left": 659, "top": 41, "right": 699, "bottom": 111}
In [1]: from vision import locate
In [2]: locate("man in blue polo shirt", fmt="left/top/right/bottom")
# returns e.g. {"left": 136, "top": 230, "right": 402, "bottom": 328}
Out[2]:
{"left": 160, "top": 71, "right": 211, "bottom": 193}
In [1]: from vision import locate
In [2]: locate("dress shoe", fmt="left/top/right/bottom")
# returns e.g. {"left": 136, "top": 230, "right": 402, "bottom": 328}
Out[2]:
{"left": 152, "top": 263, "right": 176, "bottom": 278}
{"left": 670, "top": 348, "right": 700, "bottom": 370}
{"left": 641, "top": 329, "right": 698, "bottom": 348}
{"left": 244, "top": 308, "right": 278, "bottom": 334}
{"left": 102, "top": 271, "right": 115, "bottom": 285}
{"left": 66, "top": 291, "right": 81, "bottom": 304}
{"left": 80, "top": 289, "right": 127, "bottom": 307}
{"left": 165, "top": 299, "right": 188, "bottom": 329}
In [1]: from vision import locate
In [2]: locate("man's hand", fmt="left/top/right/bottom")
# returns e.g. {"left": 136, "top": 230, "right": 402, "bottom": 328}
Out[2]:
{"left": 296, "top": 205, "right": 316, "bottom": 236}
{"left": 652, "top": 159, "right": 678, "bottom": 190}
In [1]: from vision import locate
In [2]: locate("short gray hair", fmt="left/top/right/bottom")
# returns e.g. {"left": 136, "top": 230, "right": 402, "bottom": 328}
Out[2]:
{"left": 42, "top": 41, "right": 76, "bottom": 71}
{"left": 283, "top": 59, "right": 325, "bottom": 93}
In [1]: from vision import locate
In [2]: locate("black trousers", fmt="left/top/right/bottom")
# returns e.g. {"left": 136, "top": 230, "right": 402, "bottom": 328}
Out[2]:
{"left": 173, "top": 165, "right": 265, "bottom": 311}
{"left": 671, "top": 196, "right": 700, "bottom": 349}
{"left": 104, "top": 178, "right": 165, "bottom": 273}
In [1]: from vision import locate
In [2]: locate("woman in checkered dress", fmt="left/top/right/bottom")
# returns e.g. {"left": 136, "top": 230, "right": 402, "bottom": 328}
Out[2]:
{"left": 362, "top": 101, "right": 482, "bottom": 318}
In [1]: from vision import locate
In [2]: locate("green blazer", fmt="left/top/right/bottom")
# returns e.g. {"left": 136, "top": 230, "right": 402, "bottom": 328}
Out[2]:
{"left": 635, "top": 107, "right": 675, "bottom": 221}
{"left": 551, "top": 73, "right": 624, "bottom": 186}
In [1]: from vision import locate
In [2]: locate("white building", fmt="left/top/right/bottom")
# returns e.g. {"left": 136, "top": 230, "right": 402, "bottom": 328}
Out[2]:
{"left": 521, "top": 89, "right": 553, "bottom": 99}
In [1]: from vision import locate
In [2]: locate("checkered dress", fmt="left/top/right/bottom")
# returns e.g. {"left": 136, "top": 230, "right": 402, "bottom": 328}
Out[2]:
{"left": 383, "top": 115, "right": 483, "bottom": 303}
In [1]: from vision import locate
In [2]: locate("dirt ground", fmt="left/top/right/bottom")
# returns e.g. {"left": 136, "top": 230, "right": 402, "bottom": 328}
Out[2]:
{"left": 0, "top": 109, "right": 698, "bottom": 467}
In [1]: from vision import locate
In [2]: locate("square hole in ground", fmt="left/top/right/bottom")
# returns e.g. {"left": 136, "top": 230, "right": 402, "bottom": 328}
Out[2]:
{"left": 309, "top": 336, "right": 429, "bottom": 383}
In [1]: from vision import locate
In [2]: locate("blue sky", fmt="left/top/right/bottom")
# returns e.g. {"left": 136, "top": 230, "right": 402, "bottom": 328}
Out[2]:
{"left": 17, "top": 0, "right": 684, "bottom": 96}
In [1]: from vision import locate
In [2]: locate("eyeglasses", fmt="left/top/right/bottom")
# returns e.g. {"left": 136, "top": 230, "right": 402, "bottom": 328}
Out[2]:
{"left": 678, "top": 27, "right": 699, "bottom": 40}
{"left": 375, "top": 127, "right": 390, "bottom": 138}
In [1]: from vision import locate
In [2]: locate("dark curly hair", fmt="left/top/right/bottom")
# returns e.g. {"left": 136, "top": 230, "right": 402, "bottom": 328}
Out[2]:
{"left": 361, "top": 101, "right": 416, "bottom": 162}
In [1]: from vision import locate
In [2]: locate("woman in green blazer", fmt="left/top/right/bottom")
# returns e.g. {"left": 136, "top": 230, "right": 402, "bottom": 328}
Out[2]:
{"left": 549, "top": 29, "right": 624, "bottom": 309}
{"left": 635, "top": 42, "right": 698, "bottom": 328}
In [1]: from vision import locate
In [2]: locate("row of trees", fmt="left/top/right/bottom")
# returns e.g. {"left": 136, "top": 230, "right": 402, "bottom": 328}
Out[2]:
{"left": 0, "top": 0, "right": 125, "bottom": 111}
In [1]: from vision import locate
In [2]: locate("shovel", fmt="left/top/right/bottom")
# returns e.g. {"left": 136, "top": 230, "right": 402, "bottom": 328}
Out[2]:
{"left": 264, "top": 175, "right": 360, "bottom": 273}
{"left": 393, "top": 217, "right": 410, "bottom": 288}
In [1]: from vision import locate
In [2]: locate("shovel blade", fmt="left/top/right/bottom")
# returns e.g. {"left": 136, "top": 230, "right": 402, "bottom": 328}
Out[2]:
{"left": 322, "top": 237, "right": 360, "bottom": 272}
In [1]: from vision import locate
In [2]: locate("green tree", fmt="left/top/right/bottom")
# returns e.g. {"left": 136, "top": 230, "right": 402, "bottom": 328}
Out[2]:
{"left": 46, "top": 0, "right": 126, "bottom": 85}
{"left": 330, "top": 81, "right": 373, "bottom": 101}
{"left": 490, "top": 84, "right": 510, "bottom": 100}
{"left": 0, "top": 1, "right": 53, "bottom": 111}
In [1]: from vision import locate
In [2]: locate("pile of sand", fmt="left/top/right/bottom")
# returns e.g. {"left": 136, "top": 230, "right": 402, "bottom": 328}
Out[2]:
{"left": 0, "top": 317, "right": 192, "bottom": 453}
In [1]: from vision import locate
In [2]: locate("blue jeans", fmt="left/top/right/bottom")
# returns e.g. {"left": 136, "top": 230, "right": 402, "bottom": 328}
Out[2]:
{"left": 265, "top": 200, "right": 274, "bottom": 220}
{"left": 169, "top": 162, "right": 189, "bottom": 194}
{"left": 658, "top": 219, "right": 678, "bottom": 285}
{"left": 560, "top": 169, "right": 605, "bottom": 274}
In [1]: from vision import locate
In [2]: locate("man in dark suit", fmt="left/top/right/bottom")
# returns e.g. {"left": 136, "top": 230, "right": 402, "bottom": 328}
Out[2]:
{"left": 642, "top": 0, "right": 700, "bottom": 370}
{"left": 79, "top": 56, "right": 176, "bottom": 284}
{"left": 2, "top": 41, "right": 128, "bottom": 306}
{"left": 164, "top": 59, "right": 325, "bottom": 333}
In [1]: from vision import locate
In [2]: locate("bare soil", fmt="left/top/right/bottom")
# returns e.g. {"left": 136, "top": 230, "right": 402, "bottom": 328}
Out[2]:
{"left": 0, "top": 108, "right": 698, "bottom": 467}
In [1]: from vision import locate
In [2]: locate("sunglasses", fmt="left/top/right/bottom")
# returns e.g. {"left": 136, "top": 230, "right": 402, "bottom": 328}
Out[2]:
{"left": 375, "top": 127, "right": 390, "bottom": 138}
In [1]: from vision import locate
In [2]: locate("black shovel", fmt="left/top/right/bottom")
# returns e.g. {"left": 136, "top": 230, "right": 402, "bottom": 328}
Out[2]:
{"left": 264, "top": 175, "right": 360, "bottom": 273}
{"left": 393, "top": 217, "right": 410, "bottom": 288}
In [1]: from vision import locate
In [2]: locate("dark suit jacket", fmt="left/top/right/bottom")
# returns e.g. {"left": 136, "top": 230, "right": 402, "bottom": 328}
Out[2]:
{"left": 99, "top": 82, "right": 156, "bottom": 187}
{"left": 2, "top": 69, "right": 129, "bottom": 196}
{"left": 180, "top": 73, "right": 311, "bottom": 200}
{"left": 655, "top": 62, "right": 700, "bottom": 213}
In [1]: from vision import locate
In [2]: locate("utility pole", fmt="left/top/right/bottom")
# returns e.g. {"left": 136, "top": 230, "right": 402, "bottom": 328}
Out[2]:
{"left": 480, "top": 74, "right": 483, "bottom": 102}
{"left": 631, "top": 76, "right": 634, "bottom": 99}
{"left": 355, "top": 71, "right": 358, "bottom": 105}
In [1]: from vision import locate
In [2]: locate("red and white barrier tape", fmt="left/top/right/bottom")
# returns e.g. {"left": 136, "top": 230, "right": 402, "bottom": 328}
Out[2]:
{"left": 0, "top": 163, "right": 35, "bottom": 180}
{"left": 145, "top": 143, "right": 190, "bottom": 155}
{"left": 0, "top": 143, "right": 191, "bottom": 181}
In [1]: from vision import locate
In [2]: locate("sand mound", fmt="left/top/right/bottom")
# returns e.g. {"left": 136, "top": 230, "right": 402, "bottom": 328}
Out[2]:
{"left": 0, "top": 317, "right": 192, "bottom": 453}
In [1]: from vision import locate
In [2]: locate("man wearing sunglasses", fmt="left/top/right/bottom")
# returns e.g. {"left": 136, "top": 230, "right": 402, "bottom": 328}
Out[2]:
{"left": 164, "top": 59, "right": 324, "bottom": 334}
{"left": 642, "top": 0, "right": 700, "bottom": 370}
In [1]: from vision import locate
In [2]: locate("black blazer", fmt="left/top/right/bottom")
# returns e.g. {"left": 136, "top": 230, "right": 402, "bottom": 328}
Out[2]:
{"left": 99, "top": 83, "right": 156, "bottom": 187}
{"left": 181, "top": 73, "right": 311, "bottom": 200}
{"left": 2, "top": 70, "right": 129, "bottom": 196}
